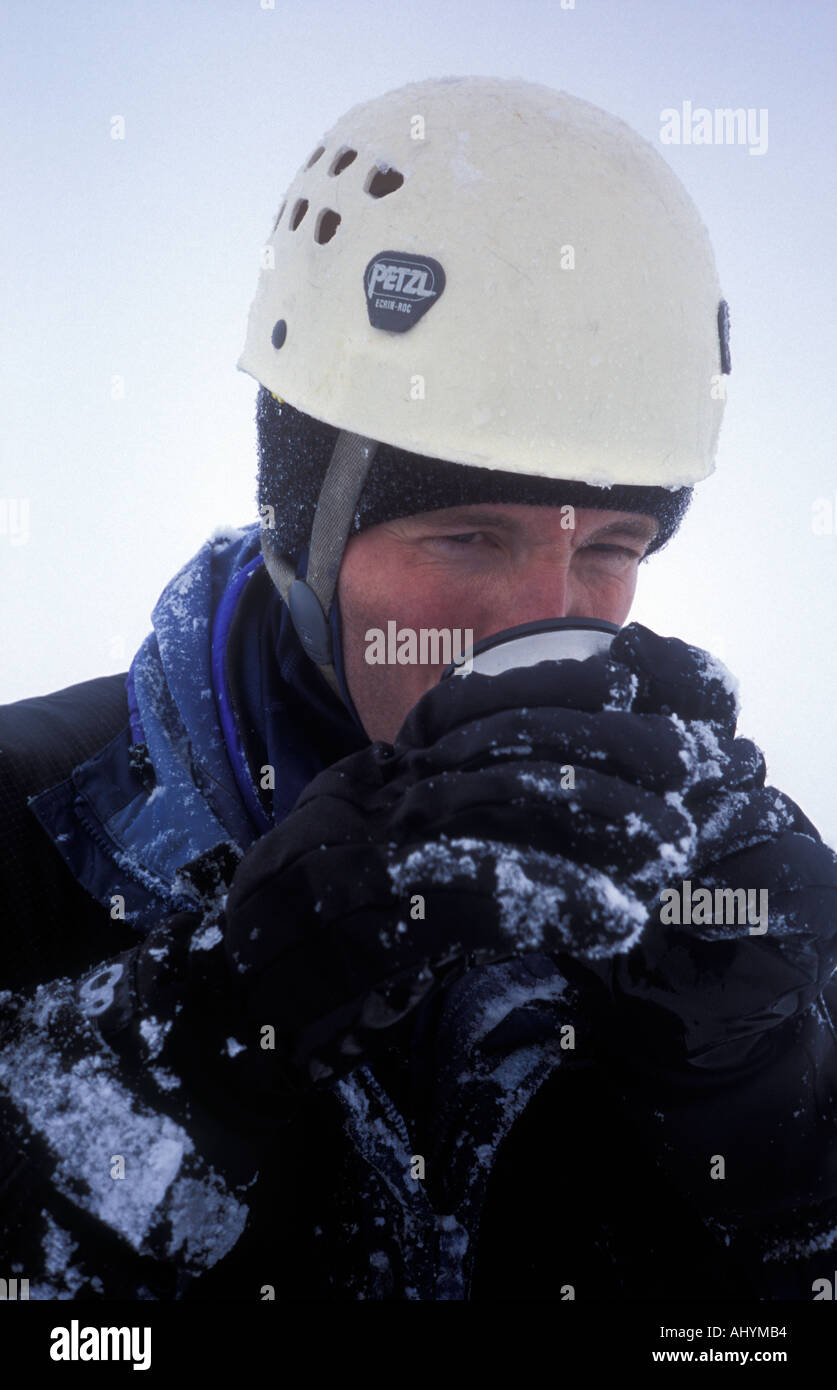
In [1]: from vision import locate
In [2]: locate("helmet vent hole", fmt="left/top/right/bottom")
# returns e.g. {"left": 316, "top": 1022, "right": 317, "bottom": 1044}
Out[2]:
{"left": 329, "top": 147, "right": 357, "bottom": 176}
{"left": 365, "top": 166, "right": 404, "bottom": 198}
{"left": 290, "top": 198, "right": 309, "bottom": 230}
{"left": 271, "top": 201, "right": 286, "bottom": 232}
{"left": 305, "top": 146, "right": 325, "bottom": 169}
{"left": 315, "top": 209, "right": 341, "bottom": 244}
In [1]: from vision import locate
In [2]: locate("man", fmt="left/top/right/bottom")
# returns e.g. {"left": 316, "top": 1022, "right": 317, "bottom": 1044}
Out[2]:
{"left": 1, "top": 77, "right": 835, "bottom": 1302}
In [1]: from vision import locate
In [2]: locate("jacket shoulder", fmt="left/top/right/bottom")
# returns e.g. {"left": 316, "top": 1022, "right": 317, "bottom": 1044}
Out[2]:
{"left": 0, "top": 673, "right": 137, "bottom": 991}
{"left": 0, "top": 672, "right": 131, "bottom": 796}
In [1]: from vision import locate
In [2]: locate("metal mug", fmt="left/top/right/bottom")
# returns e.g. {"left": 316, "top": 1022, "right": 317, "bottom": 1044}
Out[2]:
{"left": 441, "top": 618, "right": 619, "bottom": 678}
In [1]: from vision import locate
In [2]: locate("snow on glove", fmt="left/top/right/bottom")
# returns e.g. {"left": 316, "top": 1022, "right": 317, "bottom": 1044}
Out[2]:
{"left": 582, "top": 626, "right": 837, "bottom": 1063}
{"left": 220, "top": 621, "right": 787, "bottom": 1086}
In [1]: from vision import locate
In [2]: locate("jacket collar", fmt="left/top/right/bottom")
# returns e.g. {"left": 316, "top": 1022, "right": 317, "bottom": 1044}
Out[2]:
{"left": 29, "top": 524, "right": 366, "bottom": 923}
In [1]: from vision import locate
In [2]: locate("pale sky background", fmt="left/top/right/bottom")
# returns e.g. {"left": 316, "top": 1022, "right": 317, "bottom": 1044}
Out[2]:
{"left": 2, "top": 0, "right": 835, "bottom": 844}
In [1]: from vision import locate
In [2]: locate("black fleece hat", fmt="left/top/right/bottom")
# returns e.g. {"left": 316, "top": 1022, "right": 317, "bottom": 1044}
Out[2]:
{"left": 255, "top": 387, "right": 692, "bottom": 562}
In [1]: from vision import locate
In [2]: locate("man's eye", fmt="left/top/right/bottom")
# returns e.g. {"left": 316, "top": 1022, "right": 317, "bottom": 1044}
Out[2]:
{"left": 429, "top": 532, "right": 485, "bottom": 547}
{"left": 584, "top": 544, "right": 643, "bottom": 560}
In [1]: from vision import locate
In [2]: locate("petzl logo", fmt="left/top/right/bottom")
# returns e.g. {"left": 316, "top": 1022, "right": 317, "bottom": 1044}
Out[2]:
{"left": 364, "top": 251, "right": 446, "bottom": 333}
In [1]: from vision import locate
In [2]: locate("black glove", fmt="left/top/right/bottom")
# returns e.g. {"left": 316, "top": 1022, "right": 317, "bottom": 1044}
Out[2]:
{"left": 216, "top": 622, "right": 829, "bottom": 1092}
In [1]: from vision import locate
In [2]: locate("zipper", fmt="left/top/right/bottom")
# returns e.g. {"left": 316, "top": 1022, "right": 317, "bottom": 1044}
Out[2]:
{"left": 357, "top": 1063, "right": 416, "bottom": 1155}
{"left": 72, "top": 796, "right": 193, "bottom": 918}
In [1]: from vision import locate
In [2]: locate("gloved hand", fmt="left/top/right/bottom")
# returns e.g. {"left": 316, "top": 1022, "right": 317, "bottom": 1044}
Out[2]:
{"left": 216, "top": 621, "right": 829, "bottom": 1090}
{"left": 579, "top": 628, "right": 837, "bottom": 1072}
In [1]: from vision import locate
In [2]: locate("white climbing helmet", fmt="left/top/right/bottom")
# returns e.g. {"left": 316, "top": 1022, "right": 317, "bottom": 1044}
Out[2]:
{"left": 237, "top": 75, "right": 729, "bottom": 491}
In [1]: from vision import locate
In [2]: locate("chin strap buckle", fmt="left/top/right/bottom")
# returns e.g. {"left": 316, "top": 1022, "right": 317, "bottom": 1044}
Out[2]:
{"left": 288, "top": 578, "right": 333, "bottom": 665}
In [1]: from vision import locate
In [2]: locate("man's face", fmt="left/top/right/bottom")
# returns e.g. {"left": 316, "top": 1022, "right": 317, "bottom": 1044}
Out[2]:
{"left": 337, "top": 502, "right": 658, "bottom": 742}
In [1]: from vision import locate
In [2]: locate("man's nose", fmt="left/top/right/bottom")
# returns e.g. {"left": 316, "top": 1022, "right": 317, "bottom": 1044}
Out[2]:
{"left": 479, "top": 562, "right": 571, "bottom": 636}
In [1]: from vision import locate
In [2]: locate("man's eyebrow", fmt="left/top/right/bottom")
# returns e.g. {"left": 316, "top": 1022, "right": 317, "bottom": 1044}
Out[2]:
{"left": 405, "top": 507, "right": 521, "bottom": 531}
{"left": 587, "top": 517, "right": 659, "bottom": 544}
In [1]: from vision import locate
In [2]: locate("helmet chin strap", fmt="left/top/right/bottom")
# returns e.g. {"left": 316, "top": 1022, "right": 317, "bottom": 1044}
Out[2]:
{"left": 260, "top": 429, "right": 379, "bottom": 703}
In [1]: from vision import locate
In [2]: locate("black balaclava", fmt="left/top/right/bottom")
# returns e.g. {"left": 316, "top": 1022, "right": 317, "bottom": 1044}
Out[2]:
{"left": 255, "top": 387, "right": 692, "bottom": 568}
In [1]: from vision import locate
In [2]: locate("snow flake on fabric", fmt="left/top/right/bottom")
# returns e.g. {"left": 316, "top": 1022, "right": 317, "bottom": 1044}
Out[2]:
{"left": 387, "top": 841, "right": 479, "bottom": 889}
{"left": 516, "top": 770, "right": 566, "bottom": 797}
{"left": 191, "top": 923, "right": 223, "bottom": 952}
{"left": 139, "top": 1016, "right": 171, "bottom": 1060}
{"left": 208, "top": 524, "right": 249, "bottom": 548}
{"left": 151, "top": 1066, "right": 181, "bottom": 1092}
{"left": 388, "top": 835, "right": 646, "bottom": 957}
{"left": 39, "top": 1213, "right": 85, "bottom": 1297}
{"left": 492, "top": 852, "right": 568, "bottom": 948}
{"left": 695, "top": 648, "right": 741, "bottom": 712}
{"left": 0, "top": 981, "right": 248, "bottom": 1271}
{"left": 761, "top": 1219, "right": 837, "bottom": 1262}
